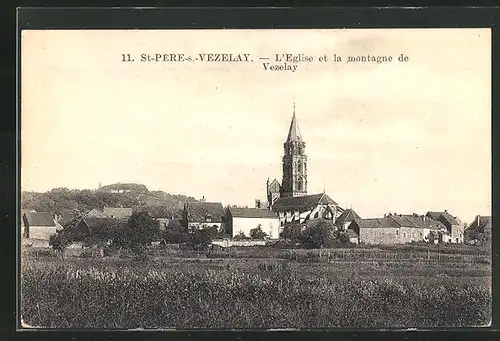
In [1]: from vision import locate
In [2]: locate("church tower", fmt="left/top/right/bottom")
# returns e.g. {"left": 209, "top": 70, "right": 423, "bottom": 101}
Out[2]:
{"left": 280, "top": 103, "right": 308, "bottom": 198}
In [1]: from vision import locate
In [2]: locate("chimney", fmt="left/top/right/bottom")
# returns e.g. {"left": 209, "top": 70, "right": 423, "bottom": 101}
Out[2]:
{"left": 255, "top": 199, "right": 261, "bottom": 208}
{"left": 444, "top": 209, "right": 448, "bottom": 213}
{"left": 477, "top": 215, "right": 480, "bottom": 226}
{"left": 98, "top": 182, "right": 103, "bottom": 189}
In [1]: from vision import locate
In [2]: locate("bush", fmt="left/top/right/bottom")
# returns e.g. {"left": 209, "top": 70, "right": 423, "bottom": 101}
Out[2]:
{"left": 188, "top": 228, "right": 212, "bottom": 251}
{"left": 233, "top": 232, "right": 250, "bottom": 241}
{"left": 301, "top": 219, "right": 336, "bottom": 248}
{"left": 48, "top": 233, "right": 69, "bottom": 252}
{"left": 164, "top": 220, "right": 190, "bottom": 243}
{"left": 250, "top": 226, "right": 268, "bottom": 240}
{"left": 280, "top": 224, "right": 302, "bottom": 242}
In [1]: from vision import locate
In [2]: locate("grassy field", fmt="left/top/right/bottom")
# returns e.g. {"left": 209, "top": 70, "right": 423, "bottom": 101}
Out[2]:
{"left": 20, "top": 245, "right": 492, "bottom": 329}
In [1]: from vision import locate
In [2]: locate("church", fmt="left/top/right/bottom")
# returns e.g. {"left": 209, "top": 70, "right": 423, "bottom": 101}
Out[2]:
{"left": 256, "top": 104, "right": 344, "bottom": 228}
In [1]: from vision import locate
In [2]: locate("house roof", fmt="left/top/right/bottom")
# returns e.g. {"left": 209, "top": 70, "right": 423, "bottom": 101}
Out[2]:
{"left": 336, "top": 208, "right": 361, "bottom": 223}
{"left": 286, "top": 111, "right": 302, "bottom": 143}
{"left": 426, "top": 211, "right": 460, "bottom": 225}
{"left": 467, "top": 215, "right": 491, "bottom": 233}
{"left": 352, "top": 215, "right": 445, "bottom": 230}
{"left": 228, "top": 207, "right": 278, "bottom": 219}
{"left": 185, "top": 202, "right": 225, "bottom": 223}
{"left": 82, "top": 217, "right": 125, "bottom": 229}
{"left": 86, "top": 208, "right": 107, "bottom": 218}
{"left": 353, "top": 218, "right": 398, "bottom": 229}
{"left": 272, "top": 193, "right": 338, "bottom": 211}
{"left": 103, "top": 207, "right": 133, "bottom": 219}
{"left": 399, "top": 215, "right": 446, "bottom": 229}
{"left": 23, "top": 212, "right": 55, "bottom": 227}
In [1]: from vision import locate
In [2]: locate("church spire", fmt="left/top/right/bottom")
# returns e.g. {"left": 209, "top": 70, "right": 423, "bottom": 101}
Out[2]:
{"left": 286, "top": 102, "right": 302, "bottom": 142}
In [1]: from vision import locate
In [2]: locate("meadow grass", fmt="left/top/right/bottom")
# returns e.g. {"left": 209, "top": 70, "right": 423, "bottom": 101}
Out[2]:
{"left": 21, "top": 255, "right": 491, "bottom": 329}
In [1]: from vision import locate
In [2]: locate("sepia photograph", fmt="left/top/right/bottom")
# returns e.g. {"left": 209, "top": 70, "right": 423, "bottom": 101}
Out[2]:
{"left": 19, "top": 28, "right": 491, "bottom": 329}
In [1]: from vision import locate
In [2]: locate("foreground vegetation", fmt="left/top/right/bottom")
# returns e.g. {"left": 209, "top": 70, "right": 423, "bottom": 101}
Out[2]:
{"left": 21, "top": 253, "right": 491, "bottom": 329}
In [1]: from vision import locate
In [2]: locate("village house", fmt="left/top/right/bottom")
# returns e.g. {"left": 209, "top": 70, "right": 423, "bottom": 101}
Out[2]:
{"left": 225, "top": 207, "right": 280, "bottom": 239}
{"left": 426, "top": 210, "right": 464, "bottom": 243}
{"left": 349, "top": 214, "right": 447, "bottom": 245}
{"left": 336, "top": 208, "right": 361, "bottom": 231}
{"left": 182, "top": 201, "right": 225, "bottom": 232}
{"left": 103, "top": 207, "right": 133, "bottom": 219}
{"left": 465, "top": 215, "right": 491, "bottom": 245}
{"left": 22, "top": 212, "right": 60, "bottom": 241}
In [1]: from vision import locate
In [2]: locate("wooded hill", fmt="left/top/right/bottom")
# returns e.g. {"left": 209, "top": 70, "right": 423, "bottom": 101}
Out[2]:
{"left": 21, "top": 183, "right": 199, "bottom": 217}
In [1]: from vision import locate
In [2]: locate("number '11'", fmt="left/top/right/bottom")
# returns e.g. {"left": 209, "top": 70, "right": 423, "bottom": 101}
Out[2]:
{"left": 122, "top": 54, "right": 133, "bottom": 62}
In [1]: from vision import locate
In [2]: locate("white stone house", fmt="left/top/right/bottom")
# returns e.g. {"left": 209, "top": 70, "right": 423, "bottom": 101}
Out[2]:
{"left": 225, "top": 207, "right": 280, "bottom": 239}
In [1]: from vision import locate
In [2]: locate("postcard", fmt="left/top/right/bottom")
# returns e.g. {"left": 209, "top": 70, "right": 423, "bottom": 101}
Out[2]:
{"left": 19, "top": 28, "right": 491, "bottom": 329}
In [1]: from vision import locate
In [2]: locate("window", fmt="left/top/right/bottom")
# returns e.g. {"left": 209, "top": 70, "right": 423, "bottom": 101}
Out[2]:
{"left": 403, "top": 232, "right": 406, "bottom": 238}
{"left": 396, "top": 230, "right": 399, "bottom": 236}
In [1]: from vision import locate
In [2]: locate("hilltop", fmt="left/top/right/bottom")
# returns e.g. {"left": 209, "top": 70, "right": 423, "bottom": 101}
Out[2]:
{"left": 21, "top": 183, "right": 199, "bottom": 217}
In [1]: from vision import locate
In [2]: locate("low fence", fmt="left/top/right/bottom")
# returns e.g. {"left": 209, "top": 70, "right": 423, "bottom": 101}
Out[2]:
{"left": 22, "top": 243, "right": 490, "bottom": 265}
{"left": 211, "top": 239, "right": 267, "bottom": 248}
{"left": 205, "top": 247, "right": 491, "bottom": 265}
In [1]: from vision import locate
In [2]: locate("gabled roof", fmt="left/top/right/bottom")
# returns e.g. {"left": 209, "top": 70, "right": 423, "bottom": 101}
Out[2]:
{"left": 271, "top": 193, "right": 338, "bottom": 211}
{"left": 86, "top": 208, "right": 107, "bottom": 218}
{"left": 426, "top": 211, "right": 459, "bottom": 225}
{"left": 103, "top": 207, "right": 133, "bottom": 219}
{"left": 352, "top": 218, "right": 399, "bottom": 229}
{"left": 400, "top": 215, "right": 446, "bottom": 229}
{"left": 23, "top": 212, "right": 55, "bottom": 227}
{"left": 467, "top": 215, "right": 491, "bottom": 233}
{"left": 82, "top": 217, "right": 124, "bottom": 229}
{"left": 286, "top": 111, "right": 302, "bottom": 143}
{"left": 228, "top": 207, "right": 278, "bottom": 219}
{"left": 352, "top": 215, "right": 445, "bottom": 230}
{"left": 185, "top": 202, "right": 225, "bottom": 223}
{"left": 336, "top": 208, "right": 361, "bottom": 223}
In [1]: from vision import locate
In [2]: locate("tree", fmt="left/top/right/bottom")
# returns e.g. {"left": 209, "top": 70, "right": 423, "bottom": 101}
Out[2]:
{"left": 280, "top": 224, "right": 303, "bottom": 242}
{"left": 202, "top": 224, "right": 224, "bottom": 239}
{"left": 250, "top": 225, "right": 268, "bottom": 240}
{"left": 49, "top": 233, "right": 69, "bottom": 252}
{"left": 333, "top": 229, "right": 351, "bottom": 246}
{"left": 301, "top": 219, "right": 336, "bottom": 248}
{"left": 126, "top": 211, "right": 161, "bottom": 254}
{"left": 164, "top": 220, "right": 190, "bottom": 243}
{"left": 188, "top": 228, "right": 212, "bottom": 251}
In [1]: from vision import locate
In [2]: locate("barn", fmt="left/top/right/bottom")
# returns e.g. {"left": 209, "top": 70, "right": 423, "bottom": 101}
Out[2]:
{"left": 22, "top": 212, "right": 58, "bottom": 241}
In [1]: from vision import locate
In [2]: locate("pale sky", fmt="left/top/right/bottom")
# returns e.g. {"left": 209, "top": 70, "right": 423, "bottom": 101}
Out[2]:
{"left": 21, "top": 29, "right": 491, "bottom": 222}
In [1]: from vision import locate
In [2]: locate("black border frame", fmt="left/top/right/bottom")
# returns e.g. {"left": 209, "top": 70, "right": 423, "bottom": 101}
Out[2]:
{"left": 6, "top": 6, "right": 500, "bottom": 341}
